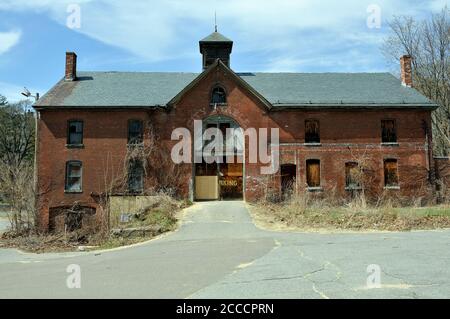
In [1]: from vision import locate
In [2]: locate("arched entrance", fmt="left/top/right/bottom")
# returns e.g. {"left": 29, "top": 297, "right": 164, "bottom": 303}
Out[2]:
{"left": 194, "top": 115, "right": 244, "bottom": 200}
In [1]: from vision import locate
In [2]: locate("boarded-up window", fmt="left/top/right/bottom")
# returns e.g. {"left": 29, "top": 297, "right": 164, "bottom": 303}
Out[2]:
{"left": 381, "top": 120, "right": 397, "bottom": 143}
{"left": 128, "top": 159, "right": 144, "bottom": 193}
{"left": 345, "top": 162, "right": 360, "bottom": 188}
{"left": 384, "top": 159, "right": 399, "bottom": 186}
{"left": 305, "top": 120, "right": 320, "bottom": 143}
{"left": 211, "top": 86, "right": 227, "bottom": 105}
{"left": 128, "top": 120, "right": 143, "bottom": 144}
{"left": 65, "top": 161, "right": 82, "bottom": 192}
{"left": 67, "top": 120, "right": 83, "bottom": 145}
{"left": 306, "top": 159, "right": 320, "bottom": 187}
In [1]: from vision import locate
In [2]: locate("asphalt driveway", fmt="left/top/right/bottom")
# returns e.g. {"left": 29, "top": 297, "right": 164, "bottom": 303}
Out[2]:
{"left": 0, "top": 201, "right": 449, "bottom": 298}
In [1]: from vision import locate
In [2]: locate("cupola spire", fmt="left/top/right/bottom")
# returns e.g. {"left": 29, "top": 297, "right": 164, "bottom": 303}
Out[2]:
{"left": 214, "top": 11, "right": 217, "bottom": 32}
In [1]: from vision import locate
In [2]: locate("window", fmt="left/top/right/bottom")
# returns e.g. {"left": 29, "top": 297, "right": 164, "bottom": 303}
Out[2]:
{"left": 305, "top": 120, "right": 320, "bottom": 144}
{"left": 49, "top": 206, "right": 95, "bottom": 233}
{"left": 381, "top": 120, "right": 397, "bottom": 143}
{"left": 384, "top": 159, "right": 399, "bottom": 187}
{"left": 128, "top": 120, "right": 143, "bottom": 144}
{"left": 345, "top": 162, "right": 360, "bottom": 189}
{"left": 306, "top": 159, "right": 321, "bottom": 187}
{"left": 281, "top": 164, "right": 296, "bottom": 195}
{"left": 67, "top": 120, "right": 83, "bottom": 145}
{"left": 65, "top": 161, "right": 82, "bottom": 192}
{"left": 128, "top": 159, "right": 144, "bottom": 193}
{"left": 211, "top": 86, "right": 227, "bottom": 105}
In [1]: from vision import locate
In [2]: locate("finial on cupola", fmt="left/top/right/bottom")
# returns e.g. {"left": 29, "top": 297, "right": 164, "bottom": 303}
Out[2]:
{"left": 215, "top": 11, "right": 218, "bottom": 32}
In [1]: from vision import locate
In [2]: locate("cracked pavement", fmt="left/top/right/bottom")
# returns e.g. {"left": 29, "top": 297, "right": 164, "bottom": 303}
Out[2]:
{"left": 1, "top": 201, "right": 450, "bottom": 298}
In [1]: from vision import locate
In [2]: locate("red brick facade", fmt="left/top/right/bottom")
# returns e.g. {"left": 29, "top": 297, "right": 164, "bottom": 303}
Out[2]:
{"left": 35, "top": 64, "right": 437, "bottom": 231}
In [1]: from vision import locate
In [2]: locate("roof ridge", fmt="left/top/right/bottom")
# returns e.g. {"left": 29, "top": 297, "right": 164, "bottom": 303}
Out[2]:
{"left": 239, "top": 72, "right": 392, "bottom": 75}
{"left": 77, "top": 71, "right": 200, "bottom": 74}
{"left": 77, "top": 71, "right": 393, "bottom": 75}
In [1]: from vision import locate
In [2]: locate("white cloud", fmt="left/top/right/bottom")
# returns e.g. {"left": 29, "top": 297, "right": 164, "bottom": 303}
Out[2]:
{"left": 0, "top": 0, "right": 92, "bottom": 12}
{"left": 0, "top": 0, "right": 446, "bottom": 70}
{"left": 430, "top": 0, "right": 449, "bottom": 12}
{"left": 0, "top": 30, "right": 22, "bottom": 55}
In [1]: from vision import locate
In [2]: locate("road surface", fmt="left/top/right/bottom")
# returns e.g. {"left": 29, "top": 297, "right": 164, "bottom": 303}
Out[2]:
{"left": 0, "top": 201, "right": 449, "bottom": 298}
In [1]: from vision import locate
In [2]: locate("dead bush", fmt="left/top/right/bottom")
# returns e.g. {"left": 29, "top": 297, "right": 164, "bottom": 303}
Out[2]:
{"left": 254, "top": 184, "right": 450, "bottom": 231}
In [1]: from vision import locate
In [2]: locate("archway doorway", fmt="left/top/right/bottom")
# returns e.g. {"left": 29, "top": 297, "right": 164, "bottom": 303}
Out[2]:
{"left": 194, "top": 115, "right": 244, "bottom": 200}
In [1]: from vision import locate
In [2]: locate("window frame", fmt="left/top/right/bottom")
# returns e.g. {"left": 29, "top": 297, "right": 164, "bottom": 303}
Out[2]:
{"left": 210, "top": 85, "right": 227, "bottom": 106}
{"left": 127, "top": 119, "right": 144, "bottom": 145}
{"left": 345, "top": 162, "right": 361, "bottom": 190}
{"left": 127, "top": 159, "right": 144, "bottom": 194}
{"left": 306, "top": 159, "right": 321, "bottom": 189}
{"left": 381, "top": 119, "right": 398, "bottom": 144}
{"left": 304, "top": 119, "right": 321, "bottom": 145}
{"left": 65, "top": 160, "right": 83, "bottom": 193}
{"left": 280, "top": 163, "right": 297, "bottom": 194}
{"left": 383, "top": 158, "right": 399, "bottom": 188}
{"left": 66, "top": 120, "right": 84, "bottom": 146}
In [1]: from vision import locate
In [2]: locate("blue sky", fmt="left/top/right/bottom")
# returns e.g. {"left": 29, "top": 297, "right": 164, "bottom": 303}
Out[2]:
{"left": 0, "top": 0, "right": 447, "bottom": 102}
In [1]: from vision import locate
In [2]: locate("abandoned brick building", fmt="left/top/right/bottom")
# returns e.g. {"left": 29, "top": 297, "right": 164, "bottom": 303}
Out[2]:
{"left": 34, "top": 30, "right": 447, "bottom": 231}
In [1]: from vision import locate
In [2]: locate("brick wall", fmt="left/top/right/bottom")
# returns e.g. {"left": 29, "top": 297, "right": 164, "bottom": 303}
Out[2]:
{"left": 36, "top": 66, "right": 435, "bottom": 230}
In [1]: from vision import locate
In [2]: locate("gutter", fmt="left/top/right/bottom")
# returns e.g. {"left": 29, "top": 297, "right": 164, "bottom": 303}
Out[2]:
{"left": 270, "top": 103, "right": 439, "bottom": 110}
{"left": 33, "top": 103, "right": 439, "bottom": 111}
{"left": 32, "top": 105, "right": 168, "bottom": 111}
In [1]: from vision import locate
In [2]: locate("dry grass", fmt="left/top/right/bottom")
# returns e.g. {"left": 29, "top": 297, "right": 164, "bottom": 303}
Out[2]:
{"left": 0, "top": 195, "right": 192, "bottom": 253}
{"left": 250, "top": 192, "right": 450, "bottom": 232}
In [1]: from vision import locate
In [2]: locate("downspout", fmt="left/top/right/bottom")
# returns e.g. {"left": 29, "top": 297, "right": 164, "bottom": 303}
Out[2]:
{"left": 422, "top": 119, "right": 435, "bottom": 188}
{"left": 33, "top": 110, "right": 40, "bottom": 231}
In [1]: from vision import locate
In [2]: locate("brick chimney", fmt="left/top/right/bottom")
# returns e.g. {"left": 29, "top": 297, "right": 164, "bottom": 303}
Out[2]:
{"left": 400, "top": 55, "right": 412, "bottom": 87}
{"left": 65, "top": 52, "right": 77, "bottom": 81}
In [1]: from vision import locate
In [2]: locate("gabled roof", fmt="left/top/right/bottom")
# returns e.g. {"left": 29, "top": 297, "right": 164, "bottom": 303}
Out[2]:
{"left": 167, "top": 59, "right": 272, "bottom": 109}
{"left": 34, "top": 66, "right": 438, "bottom": 110}
{"left": 200, "top": 31, "right": 233, "bottom": 43}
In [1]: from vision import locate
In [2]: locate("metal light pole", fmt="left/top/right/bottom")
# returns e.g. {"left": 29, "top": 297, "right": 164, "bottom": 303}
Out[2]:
{"left": 21, "top": 87, "right": 40, "bottom": 222}
{"left": 21, "top": 87, "right": 39, "bottom": 101}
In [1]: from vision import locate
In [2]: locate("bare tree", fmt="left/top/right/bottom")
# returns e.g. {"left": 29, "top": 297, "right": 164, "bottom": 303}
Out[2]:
{"left": 93, "top": 121, "right": 185, "bottom": 233}
{"left": 382, "top": 7, "right": 450, "bottom": 155}
{"left": 0, "top": 100, "right": 35, "bottom": 168}
{"left": 0, "top": 161, "right": 35, "bottom": 233}
{"left": 0, "top": 98, "right": 36, "bottom": 233}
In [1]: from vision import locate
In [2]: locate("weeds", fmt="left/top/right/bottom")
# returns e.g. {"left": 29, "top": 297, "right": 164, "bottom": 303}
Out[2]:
{"left": 0, "top": 194, "right": 190, "bottom": 253}
{"left": 253, "top": 189, "right": 450, "bottom": 232}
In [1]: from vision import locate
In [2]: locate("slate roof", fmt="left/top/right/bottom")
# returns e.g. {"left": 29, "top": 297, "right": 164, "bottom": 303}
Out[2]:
{"left": 239, "top": 72, "right": 436, "bottom": 108}
{"left": 34, "top": 71, "right": 437, "bottom": 109}
{"left": 200, "top": 31, "right": 233, "bottom": 43}
{"left": 35, "top": 72, "right": 198, "bottom": 108}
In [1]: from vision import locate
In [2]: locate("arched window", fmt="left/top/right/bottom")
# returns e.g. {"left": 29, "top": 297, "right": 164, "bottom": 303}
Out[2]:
{"left": 211, "top": 86, "right": 227, "bottom": 105}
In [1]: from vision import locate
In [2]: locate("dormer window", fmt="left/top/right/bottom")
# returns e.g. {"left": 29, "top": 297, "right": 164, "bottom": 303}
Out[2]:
{"left": 211, "top": 86, "right": 227, "bottom": 106}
